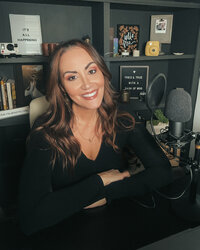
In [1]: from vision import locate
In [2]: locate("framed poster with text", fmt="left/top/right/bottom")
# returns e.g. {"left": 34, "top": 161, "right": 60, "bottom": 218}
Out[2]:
{"left": 9, "top": 14, "right": 43, "bottom": 55}
{"left": 117, "top": 24, "right": 139, "bottom": 55}
{"left": 120, "top": 66, "right": 149, "bottom": 99}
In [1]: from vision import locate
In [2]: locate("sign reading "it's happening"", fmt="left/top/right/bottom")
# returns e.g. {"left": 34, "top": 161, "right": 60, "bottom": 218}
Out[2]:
{"left": 9, "top": 14, "right": 42, "bottom": 55}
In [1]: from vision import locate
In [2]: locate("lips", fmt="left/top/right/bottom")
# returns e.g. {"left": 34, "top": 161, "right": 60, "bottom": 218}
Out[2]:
{"left": 82, "top": 90, "right": 98, "bottom": 100}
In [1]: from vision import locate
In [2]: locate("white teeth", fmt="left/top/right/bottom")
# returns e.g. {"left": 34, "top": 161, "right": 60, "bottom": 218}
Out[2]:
{"left": 83, "top": 91, "right": 97, "bottom": 98}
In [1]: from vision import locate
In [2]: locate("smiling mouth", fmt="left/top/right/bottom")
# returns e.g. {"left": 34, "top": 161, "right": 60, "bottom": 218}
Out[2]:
{"left": 82, "top": 90, "right": 98, "bottom": 100}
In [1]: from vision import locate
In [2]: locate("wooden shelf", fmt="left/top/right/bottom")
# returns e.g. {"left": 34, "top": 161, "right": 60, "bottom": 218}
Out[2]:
{"left": 104, "top": 54, "right": 195, "bottom": 62}
{"left": 0, "top": 0, "right": 92, "bottom": 7}
{"left": 0, "top": 56, "right": 49, "bottom": 64}
{"left": 88, "top": 0, "right": 200, "bottom": 9}
{"left": 0, "top": 54, "right": 195, "bottom": 65}
{"left": 0, "top": 114, "right": 29, "bottom": 127}
{"left": 0, "top": 0, "right": 199, "bottom": 130}
{"left": 3, "top": 0, "right": 200, "bottom": 8}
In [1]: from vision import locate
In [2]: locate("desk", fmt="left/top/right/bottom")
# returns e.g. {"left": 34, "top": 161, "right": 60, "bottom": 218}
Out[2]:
{"left": 1, "top": 190, "right": 199, "bottom": 249}
{"left": 15, "top": 195, "right": 197, "bottom": 250}
{"left": 138, "top": 225, "right": 200, "bottom": 250}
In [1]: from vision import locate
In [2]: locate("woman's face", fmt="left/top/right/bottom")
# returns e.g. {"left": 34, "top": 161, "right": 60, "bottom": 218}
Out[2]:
{"left": 59, "top": 46, "right": 105, "bottom": 111}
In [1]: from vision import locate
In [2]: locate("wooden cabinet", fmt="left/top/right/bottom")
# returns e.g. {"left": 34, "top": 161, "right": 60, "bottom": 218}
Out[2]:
{"left": 101, "top": 1, "right": 200, "bottom": 120}
{"left": 0, "top": 0, "right": 200, "bottom": 209}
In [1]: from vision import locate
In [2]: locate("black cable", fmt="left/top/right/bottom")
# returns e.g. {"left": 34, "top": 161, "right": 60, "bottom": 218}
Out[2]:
{"left": 129, "top": 167, "right": 192, "bottom": 210}
{"left": 129, "top": 194, "right": 156, "bottom": 209}
{"left": 148, "top": 114, "right": 194, "bottom": 201}
{"left": 154, "top": 167, "right": 193, "bottom": 200}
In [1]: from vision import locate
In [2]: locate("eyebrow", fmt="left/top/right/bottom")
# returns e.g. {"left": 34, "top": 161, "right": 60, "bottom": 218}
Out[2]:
{"left": 85, "top": 61, "right": 95, "bottom": 70}
{"left": 63, "top": 61, "right": 96, "bottom": 77}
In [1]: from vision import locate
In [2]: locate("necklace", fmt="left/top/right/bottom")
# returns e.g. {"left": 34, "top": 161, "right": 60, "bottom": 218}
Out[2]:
{"left": 74, "top": 113, "right": 97, "bottom": 143}
{"left": 76, "top": 128, "right": 96, "bottom": 143}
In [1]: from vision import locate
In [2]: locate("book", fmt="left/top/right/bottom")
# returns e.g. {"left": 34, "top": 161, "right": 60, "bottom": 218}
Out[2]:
{"left": 113, "top": 38, "right": 118, "bottom": 56}
{"left": 6, "top": 80, "right": 13, "bottom": 109}
{"left": 109, "top": 27, "right": 114, "bottom": 55}
{"left": 0, "top": 80, "right": 8, "bottom": 110}
{"left": 0, "top": 106, "right": 29, "bottom": 120}
{"left": 0, "top": 87, "right": 3, "bottom": 110}
{"left": 11, "top": 81, "right": 17, "bottom": 109}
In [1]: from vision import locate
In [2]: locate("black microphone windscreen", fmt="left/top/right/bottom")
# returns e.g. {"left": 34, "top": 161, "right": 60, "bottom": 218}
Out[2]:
{"left": 165, "top": 88, "right": 192, "bottom": 122}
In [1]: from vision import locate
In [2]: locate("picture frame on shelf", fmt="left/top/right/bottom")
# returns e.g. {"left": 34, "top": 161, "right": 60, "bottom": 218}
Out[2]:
{"left": 150, "top": 15, "right": 173, "bottom": 44}
{"left": 117, "top": 24, "right": 139, "bottom": 55}
{"left": 14, "top": 64, "right": 46, "bottom": 107}
{"left": 9, "top": 14, "right": 43, "bottom": 55}
{"left": 120, "top": 65, "right": 149, "bottom": 99}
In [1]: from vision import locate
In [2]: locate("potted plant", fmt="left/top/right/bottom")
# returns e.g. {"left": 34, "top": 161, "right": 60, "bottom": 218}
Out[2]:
{"left": 146, "top": 109, "right": 168, "bottom": 135}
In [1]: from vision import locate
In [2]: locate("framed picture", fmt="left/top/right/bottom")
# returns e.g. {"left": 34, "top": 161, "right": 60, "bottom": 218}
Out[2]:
{"left": 14, "top": 64, "right": 45, "bottom": 106}
{"left": 150, "top": 15, "right": 173, "bottom": 44}
{"left": 117, "top": 24, "right": 139, "bottom": 55}
{"left": 9, "top": 14, "right": 42, "bottom": 55}
{"left": 120, "top": 66, "right": 149, "bottom": 99}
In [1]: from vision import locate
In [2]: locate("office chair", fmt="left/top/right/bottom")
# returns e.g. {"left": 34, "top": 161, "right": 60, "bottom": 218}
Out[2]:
{"left": 29, "top": 96, "right": 50, "bottom": 128}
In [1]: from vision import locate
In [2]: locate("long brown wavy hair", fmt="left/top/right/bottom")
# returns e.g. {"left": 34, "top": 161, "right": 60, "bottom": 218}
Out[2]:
{"left": 30, "top": 39, "right": 135, "bottom": 169}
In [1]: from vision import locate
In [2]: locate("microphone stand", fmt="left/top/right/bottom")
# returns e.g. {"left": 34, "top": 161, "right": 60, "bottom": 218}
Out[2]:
{"left": 145, "top": 74, "right": 200, "bottom": 222}
{"left": 189, "top": 134, "right": 200, "bottom": 204}
{"left": 171, "top": 132, "right": 200, "bottom": 223}
{"left": 149, "top": 110, "right": 200, "bottom": 222}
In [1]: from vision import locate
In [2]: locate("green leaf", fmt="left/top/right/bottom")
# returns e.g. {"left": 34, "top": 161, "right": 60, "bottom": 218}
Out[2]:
{"left": 154, "top": 109, "right": 168, "bottom": 123}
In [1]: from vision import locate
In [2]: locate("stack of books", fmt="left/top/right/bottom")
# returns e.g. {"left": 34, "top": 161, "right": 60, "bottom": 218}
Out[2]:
{"left": 0, "top": 77, "right": 29, "bottom": 120}
{"left": 0, "top": 77, "right": 17, "bottom": 110}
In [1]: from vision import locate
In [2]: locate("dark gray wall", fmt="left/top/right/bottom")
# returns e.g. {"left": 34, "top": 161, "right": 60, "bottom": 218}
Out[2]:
{"left": 0, "top": 1, "right": 92, "bottom": 43}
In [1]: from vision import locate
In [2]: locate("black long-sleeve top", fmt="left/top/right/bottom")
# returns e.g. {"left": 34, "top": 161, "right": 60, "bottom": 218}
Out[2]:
{"left": 19, "top": 120, "right": 172, "bottom": 235}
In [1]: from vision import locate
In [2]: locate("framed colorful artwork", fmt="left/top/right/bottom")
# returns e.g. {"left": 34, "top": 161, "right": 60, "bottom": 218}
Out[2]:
{"left": 14, "top": 64, "right": 46, "bottom": 106}
{"left": 117, "top": 24, "right": 139, "bottom": 55}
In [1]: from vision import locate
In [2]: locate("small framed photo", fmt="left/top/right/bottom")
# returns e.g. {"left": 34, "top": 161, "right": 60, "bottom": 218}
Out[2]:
{"left": 120, "top": 66, "right": 149, "bottom": 99}
{"left": 150, "top": 15, "right": 173, "bottom": 44}
{"left": 117, "top": 24, "right": 139, "bottom": 54}
{"left": 14, "top": 64, "right": 45, "bottom": 106}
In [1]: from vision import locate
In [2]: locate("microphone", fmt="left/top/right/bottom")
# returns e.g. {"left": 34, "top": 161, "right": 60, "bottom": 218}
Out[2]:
{"left": 164, "top": 88, "right": 192, "bottom": 139}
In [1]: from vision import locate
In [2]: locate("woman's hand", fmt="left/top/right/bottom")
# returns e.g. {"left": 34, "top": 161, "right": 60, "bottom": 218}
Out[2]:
{"left": 84, "top": 198, "right": 107, "bottom": 209}
{"left": 98, "top": 169, "right": 130, "bottom": 186}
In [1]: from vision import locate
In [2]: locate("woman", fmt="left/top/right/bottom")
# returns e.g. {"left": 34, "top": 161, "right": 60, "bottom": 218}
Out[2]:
{"left": 19, "top": 39, "right": 172, "bottom": 236}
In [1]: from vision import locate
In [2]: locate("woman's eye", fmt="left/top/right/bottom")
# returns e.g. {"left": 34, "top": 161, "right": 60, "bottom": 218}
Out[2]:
{"left": 89, "top": 69, "right": 96, "bottom": 75}
{"left": 68, "top": 75, "right": 77, "bottom": 81}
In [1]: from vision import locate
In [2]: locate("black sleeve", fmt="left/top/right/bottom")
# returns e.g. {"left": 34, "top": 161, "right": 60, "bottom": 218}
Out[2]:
{"left": 104, "top": 123, "right": 172, "bottom": 199}
{"left": 18, "top": 133, "right": 105, "bottom": 235}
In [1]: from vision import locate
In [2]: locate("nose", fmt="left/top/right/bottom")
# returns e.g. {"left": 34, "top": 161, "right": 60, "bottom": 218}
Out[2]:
{"left": 80, "top": 73, "right": 91, "bottom": 90}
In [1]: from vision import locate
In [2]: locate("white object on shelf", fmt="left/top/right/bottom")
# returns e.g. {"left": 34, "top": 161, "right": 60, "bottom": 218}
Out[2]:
{"left": 121, "top": 50, "right": 129, "bottom": 56}
{"left": 133, "top": 50, "right": 140, "bottom": 57}
{"left": 173, "top": 52, "right": 184, "bottom": 55}
{"left": 0, "top": 106, "right": 29, "bottom": 120}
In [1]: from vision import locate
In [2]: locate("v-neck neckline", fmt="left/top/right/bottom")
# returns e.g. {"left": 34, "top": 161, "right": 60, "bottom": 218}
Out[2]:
{"left": 69, "top": 126, "right": 103, "bottom": 162}
{"left": 81, "top": 141, "right": 103, "bottom": 162}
